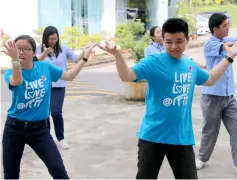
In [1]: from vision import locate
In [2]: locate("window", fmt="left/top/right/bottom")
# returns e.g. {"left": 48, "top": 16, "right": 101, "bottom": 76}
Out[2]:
{"left": 116, "top": 0, "right": 158, "bottom": 30}
{"left": 38, "top": 0, "right": 102, "bottom": 35}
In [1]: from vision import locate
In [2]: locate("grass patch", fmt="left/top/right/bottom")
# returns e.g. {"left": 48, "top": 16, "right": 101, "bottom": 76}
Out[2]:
{"left": 197, "top": 4, "right": 237, "bottom": 27}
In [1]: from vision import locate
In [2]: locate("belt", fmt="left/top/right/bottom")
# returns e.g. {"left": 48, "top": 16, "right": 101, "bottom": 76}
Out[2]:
{"left": 6, "top": 116, "right": 47, "bottom": 126}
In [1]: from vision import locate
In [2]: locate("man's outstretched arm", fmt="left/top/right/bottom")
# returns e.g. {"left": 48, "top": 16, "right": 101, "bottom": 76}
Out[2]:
{"left": 204, "top": 43, "right": 237, "bottom": 86}
{"left": 99, "top": 42, "right": 137, "bottom": 82}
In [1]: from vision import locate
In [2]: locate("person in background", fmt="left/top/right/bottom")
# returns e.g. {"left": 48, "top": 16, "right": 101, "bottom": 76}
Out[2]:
{"left": 36, "top": 26, "right": 84, "bottom": 149}
{"left": 144, "top": 26, "right": 164, "bottom": 56}
{"left": 196, "top": 12, "right": 237, "bottom": 173}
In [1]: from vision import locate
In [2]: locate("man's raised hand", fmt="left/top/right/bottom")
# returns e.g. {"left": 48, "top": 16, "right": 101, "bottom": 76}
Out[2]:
{"left": 98, "top": 41, "right": 118, "bottom": 56}
{"left": 1, "top": 41, "right": 19, "bottom": 61}
{"left": 82, "top": 43, "right": 97, "bottom": 59}
{"left": 226, "top": 43, "right": 237, "bottom": 60}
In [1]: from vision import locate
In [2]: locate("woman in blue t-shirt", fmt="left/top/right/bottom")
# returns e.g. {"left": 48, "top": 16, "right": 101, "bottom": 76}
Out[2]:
{"left": 36, "top": 26, "right": 81, "bottom": 149}
{"left": 1, "top": 35, "right": 96, "bottom": 179}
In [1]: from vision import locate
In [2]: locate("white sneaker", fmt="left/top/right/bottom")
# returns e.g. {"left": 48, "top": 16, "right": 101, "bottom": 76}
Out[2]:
{"left": 59, "top": 139, "right": 70, "bottom": 149}
{"left": 196, "top": 158, "right": 206, "bottom": 170}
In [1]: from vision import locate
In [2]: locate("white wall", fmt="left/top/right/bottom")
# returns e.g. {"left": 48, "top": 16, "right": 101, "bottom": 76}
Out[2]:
{"left": 157, "top": 0, "right": 168, "bottom": 27}
{"left": 0, "top": 0, "right": 38, "bottom": 39}
{"left": 101, "top": 0, "right": 116, "bottom": 37}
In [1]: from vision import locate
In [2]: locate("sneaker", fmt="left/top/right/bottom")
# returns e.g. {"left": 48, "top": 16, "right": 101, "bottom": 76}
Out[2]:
{"left": 196, "top": 158, "right": 206, "bottom": 170}
{"left": 59, "top": 139, "right": 70, "bottom": 149}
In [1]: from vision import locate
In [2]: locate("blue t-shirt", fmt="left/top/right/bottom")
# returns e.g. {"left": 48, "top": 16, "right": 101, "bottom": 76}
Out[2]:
{"left": 4, "top": 61, "right": 63, "bottom": 121}
{"left": 131, "top": 52, "right": 209, "bottom": 145}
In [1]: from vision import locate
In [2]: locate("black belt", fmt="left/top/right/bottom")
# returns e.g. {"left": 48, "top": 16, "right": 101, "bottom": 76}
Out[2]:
{"left": 6, "top": 116, "right": 47, "bottom": 126}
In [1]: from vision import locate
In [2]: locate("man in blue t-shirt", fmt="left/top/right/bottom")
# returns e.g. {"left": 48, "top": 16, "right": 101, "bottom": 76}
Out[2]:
{"left": 196, "top": 13, "right": 237, "bottom": 172}
{"left": 99, "top": 18, "right": 237, "bottom": 179}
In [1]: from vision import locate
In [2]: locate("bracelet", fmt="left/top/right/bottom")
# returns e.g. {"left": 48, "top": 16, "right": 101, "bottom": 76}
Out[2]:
{"left": 82, "top": 57, "right": 88, "bottom": 62}
{"left": 12, "top": 60, "right": 20, "bottom": 64}
{"left": 225, "top": 56, "right": 234, "bottom": 63}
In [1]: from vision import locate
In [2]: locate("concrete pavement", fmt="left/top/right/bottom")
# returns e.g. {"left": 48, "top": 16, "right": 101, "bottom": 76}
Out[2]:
{"left": 1, "top": 91, "right": 237, "bottom": 179}
{"left": 1, "top": 55, "right": 237, "bottom": 178}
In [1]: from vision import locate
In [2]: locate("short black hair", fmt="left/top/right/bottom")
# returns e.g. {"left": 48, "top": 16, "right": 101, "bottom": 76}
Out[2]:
{"left": 162, "top": 18, "right": 189, "bottom": 38}
{"left": 208, "top": 13, "right": 227, "bottom": 34}
{"left": 150, "top": 26, "right": 159, "bottom": 41}
{"left": 14, "top": 35, "right": 36, "bottom": 52}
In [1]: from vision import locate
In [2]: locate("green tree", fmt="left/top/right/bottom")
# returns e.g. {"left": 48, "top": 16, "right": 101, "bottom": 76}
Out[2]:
{"left": 176, "top": 0, "right": 196, "bottom": 34}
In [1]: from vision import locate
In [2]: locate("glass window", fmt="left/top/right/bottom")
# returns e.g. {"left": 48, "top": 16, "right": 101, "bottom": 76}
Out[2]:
{"left": 116, "top": 0, "right": 128, "bottom": 26}
{"left": 38, "top": 0, "right": 72, "bottom": 34}
{"left": 87, "top": 0, "right": 102, "bottom": 34}
{"left": 38, "top": 0, "right": 102, "bottom": 35}
{"left": 116, "top": 0, "right": 158, "bottom": 30}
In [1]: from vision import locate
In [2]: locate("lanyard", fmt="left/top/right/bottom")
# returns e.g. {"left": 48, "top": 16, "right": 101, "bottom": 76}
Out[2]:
{"left": 152, "top": 44, "right": 162, "bottom": 53}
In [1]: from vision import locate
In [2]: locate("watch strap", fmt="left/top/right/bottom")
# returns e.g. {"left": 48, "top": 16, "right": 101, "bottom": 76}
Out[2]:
{"left": 82, "top": 57, "right": 88, "bottom": 62}
{"left": 225, "top": 56, "right": 234, "bottom": 63}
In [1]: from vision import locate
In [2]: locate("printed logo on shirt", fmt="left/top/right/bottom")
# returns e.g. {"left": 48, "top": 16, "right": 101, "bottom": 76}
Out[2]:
{"left": 163, "top": 72, "right": 192, "bottom": 107}
{"left": 188, "top": 66, "right": 192, "bottom": 72}
{"left": 17, "top": 76, "right": 46, "bottom": 110}
{"left": 41, "top": 75, "right": 47, "bottom": 81}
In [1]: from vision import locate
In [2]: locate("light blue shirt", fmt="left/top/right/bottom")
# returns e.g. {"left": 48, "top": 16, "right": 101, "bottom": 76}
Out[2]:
{"left": 201, "top": 35, "right": 237, "bottom": 96}
{"left": 36, "top": 44, "right": 77, "bottom": 88}
{"left": 144, "top": 42, "right": 165, "bottom": 56}
{"left": 131, "top": 52, "right": 209, "bottom": 145}
{"left": 4, "top": 62, "right": 63, "bottom": 121}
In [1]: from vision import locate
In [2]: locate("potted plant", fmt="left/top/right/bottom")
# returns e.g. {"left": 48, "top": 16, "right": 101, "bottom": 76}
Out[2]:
{"left": 124, "top": 32, "right": 151, "bottom": 101}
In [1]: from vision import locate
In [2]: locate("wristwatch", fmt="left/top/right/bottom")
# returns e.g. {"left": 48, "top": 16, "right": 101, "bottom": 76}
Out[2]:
{"left": 82, "top": 57, "right": 88, "bottom": 62}
{"left": 225, "top": 56, "right": 234, "bottom": 63}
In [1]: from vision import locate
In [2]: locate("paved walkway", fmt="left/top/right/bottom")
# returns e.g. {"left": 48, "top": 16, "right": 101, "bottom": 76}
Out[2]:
{"left": 1, "top": 90, "right": 237, "bottom": 179}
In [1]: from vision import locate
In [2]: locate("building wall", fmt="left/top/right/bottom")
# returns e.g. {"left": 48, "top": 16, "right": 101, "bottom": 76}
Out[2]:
{"left": 157, "top": 0, "right": 169, "bottom": 27}
{"left": 168, "top": 0, "right": 179, "bottom": 18}
{"left": 101, "top": 0, "right": 116, "bottom": 36}
{"left": 0, "top": 0, "right": 169, "bottom": 39}
{"left": 37, "top": 0, "right": 72, "bottom": 34}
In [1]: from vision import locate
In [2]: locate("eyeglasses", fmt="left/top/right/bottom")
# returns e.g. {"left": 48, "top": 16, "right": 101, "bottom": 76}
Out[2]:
{"left": 48, "top": 38, "right": 58, "bottom": 42}
{"left": 17, "top": 47, "right": 32, "bottom": 53}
